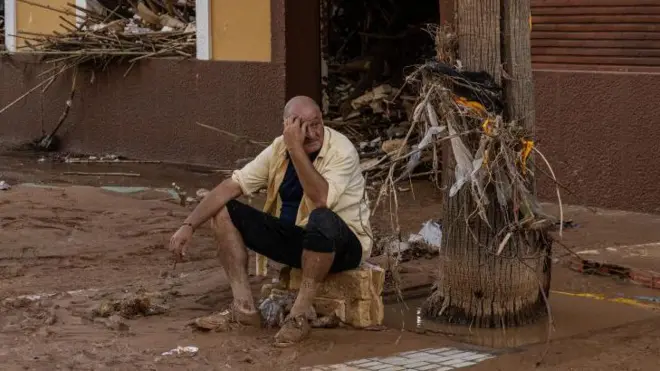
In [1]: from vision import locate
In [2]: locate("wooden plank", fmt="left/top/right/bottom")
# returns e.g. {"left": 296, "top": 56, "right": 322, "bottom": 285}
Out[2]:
{"left": 532, "top": 6, "right": 660, "bottom": 15}
{"left": 533, "top": 15, "right": 660, "bottom": 23}
{"left": 533, "top": 23, "right": 660, "bottom": 32}
{"left": 532, "top": 0, "right": 660, "bottom": 7}
{"left": 532, "top": 55, "right": 660, "bottom": 66}
{"left": 532, "top": 31, "right": 660, "bottom": 40}
{"left": 532, "top": 47, "right": 660, "bottom": 57}
{"left": 532, "top": 39, "right": 660, "bottom": 48}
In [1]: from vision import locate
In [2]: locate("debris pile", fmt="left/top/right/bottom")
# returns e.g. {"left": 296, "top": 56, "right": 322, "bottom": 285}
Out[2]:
{"left": 92, "top": 291, "right": 169, "bottom": 319}
{"left": 321, "top": 0, "right": 440, "bottom": 181}
{"left": 400, "top": 25, "right": 562, "bottom": 246}
{"left": 8, "top": 0, "right": 195, "bottom": 68}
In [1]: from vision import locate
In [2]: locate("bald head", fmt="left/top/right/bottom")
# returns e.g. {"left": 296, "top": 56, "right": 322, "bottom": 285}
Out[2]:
{"left": 283, "top": 96, "right": 321, "bottom": 120}
{"left": 282, "top": 96, "right": 324, "bottom": 154}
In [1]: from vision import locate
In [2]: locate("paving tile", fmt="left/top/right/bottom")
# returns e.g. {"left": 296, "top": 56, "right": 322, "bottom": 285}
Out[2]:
{"left": 401, "top": 361, "right": 430, "bottom": 368}
{"left": 368, "top": 363, "right": 396, "bottom": 370}
{"left": 428, "top": 348, "right": 453, "bottom": 354}
{"left": 346, "top": 359, "right": 373, "bottom": 366}
{"left": 302, "top": 345, "right": 496, "bottom": 371}
{"left": 424, "top": 356, "right": 452, "bottom": 363}
{"left": 441, "top": 358, "right": 470, "bottom": 366}
{"left": 359, "top": 361, "right": 384, "bottom": 368}
{"left": 436, "top": 350, "right": 464, "bottom": 357}
{"left": 403, "top": 354, "right": 431, "bottom": 362}
{"left": 399, "top": 350, "right": 422, "bottom": 357}
{"left": 462, "top": 353, "right": 491, "bottom": 362}
{"left": 379, "top": 357, "right": 410, "bottom": 366}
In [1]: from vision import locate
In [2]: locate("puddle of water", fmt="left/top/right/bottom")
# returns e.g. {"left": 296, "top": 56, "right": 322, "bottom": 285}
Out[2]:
{"left": 383, "top": 292, "right": 658, "bottom": 349}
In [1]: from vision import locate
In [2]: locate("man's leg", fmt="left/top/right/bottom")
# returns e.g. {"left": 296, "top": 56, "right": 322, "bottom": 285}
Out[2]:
{"left": 275, "top": 208, "right": 362, "bottom": 345}
{"left": 195, "top": 200, "right": 305, "bottom": 331}
{"left": 211, "top": 206, "right": 256, "bottom": 313}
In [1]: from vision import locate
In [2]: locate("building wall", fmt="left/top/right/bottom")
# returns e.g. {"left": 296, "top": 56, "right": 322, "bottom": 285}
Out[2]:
{"left": 530, "top": 0, "right": 660, "bottom": 213}
{"left": 535, "top": 69, "right": 660, "bottom": 214}
{"left": 0, "top": 0, "right": 320, "bottom": 168}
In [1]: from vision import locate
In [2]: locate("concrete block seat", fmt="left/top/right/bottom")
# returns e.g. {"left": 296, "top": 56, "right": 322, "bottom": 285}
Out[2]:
{"left": 268, "top": 264, "right": 386, "bottom": 328}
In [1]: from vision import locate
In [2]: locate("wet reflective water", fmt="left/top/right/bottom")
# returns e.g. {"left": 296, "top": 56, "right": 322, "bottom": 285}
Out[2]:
{"left": 383, "top": 293, "right": 658, "bottom": 349}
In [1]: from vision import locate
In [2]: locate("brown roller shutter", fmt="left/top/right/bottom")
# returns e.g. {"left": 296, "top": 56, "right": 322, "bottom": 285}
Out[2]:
{"left": 531, "top": 0, "right": 660, "bottom": 71}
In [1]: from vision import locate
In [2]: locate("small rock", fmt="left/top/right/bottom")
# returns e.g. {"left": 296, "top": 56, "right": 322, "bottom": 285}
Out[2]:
{"left": 103, "top": 315, "right": 130, "bottom": 332}
{"left": 195, "top": 188, "right": 210, "bottom": 199}
{"left": 0, "top": 180, "right": 11, "bottom": 191}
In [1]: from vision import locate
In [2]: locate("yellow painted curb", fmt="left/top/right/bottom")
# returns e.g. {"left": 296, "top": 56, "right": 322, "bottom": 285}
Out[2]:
{"left": 552, "top": 290, "right": 658, "bottom": 310}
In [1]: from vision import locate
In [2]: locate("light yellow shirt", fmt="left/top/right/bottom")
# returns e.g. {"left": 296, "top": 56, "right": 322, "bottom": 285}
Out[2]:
{"left": 231, "top": 126, "right": 372, "bottom": 262}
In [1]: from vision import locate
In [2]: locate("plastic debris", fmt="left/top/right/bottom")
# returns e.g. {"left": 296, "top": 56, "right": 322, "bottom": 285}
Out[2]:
{"left": 408, "top": 220, "right": 442, "bottom": 248}
{"left": 259, "top": 289, "right": 296, "bottom": 328}
{"left": 576, "top": 250, "right": 600, "bottom": 255}
{"left": 634, "top": 296, "right": 660, "bottom": 304}
{"left": 161, "top": 346, "right": 199, "bottom": 357}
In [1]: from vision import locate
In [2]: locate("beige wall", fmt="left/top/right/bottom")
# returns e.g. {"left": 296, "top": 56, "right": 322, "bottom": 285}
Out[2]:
{"left": 15, "top": 0, "right": 76, "bottom": 50}
{"left": 210, "top": 0, "right": 272, "bottom": 62}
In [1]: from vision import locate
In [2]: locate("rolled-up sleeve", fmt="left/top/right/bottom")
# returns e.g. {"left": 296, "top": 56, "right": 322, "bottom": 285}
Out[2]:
{"left": 321, "top": 150, "right": 360, "bottom": 209}
{"left": 231, "top": 143, "right": 274, "bottom": 197}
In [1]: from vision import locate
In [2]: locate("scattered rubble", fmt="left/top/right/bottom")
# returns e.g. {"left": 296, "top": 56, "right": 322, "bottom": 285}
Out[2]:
{"left": 92, "top": 291, "right": 169, "bottom": 319}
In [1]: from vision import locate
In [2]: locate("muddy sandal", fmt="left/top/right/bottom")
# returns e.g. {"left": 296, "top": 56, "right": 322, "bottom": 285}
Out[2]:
{"left": 191, "top": 305, "right": 261, "bottom": 332}
{"left": 273, "top": 314, "right": 311, "bottom": 347}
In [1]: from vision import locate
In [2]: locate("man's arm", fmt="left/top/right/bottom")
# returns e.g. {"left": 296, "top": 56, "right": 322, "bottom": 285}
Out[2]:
{"left": 181, "top": 141, "right": 275, "bottom": 230}
{"left": 288, "top": 147, "right": 329, "bottom": 209}
{"left": 182, "top": 178, "right": 243, "bottom": 230}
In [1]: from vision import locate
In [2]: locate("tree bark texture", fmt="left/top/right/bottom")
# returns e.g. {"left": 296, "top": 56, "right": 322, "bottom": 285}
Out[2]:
{"left": 423, "top": 0, "right": 551, "bottom": 328}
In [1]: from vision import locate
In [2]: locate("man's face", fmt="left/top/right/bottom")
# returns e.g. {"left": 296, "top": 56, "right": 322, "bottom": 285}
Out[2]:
{"left": 285, "top": 106, "right": 324, "bottom": 154}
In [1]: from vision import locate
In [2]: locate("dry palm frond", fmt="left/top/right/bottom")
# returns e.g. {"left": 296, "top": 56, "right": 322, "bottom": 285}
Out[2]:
{"left": 374, "top": 25, "right": 562, "bottom": 247}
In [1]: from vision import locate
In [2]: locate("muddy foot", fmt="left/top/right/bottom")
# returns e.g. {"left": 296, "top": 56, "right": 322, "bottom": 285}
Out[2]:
{"left": 191, "top": 306, "right": 261, "bottom": 332}
{"left": 273, "top": 315, "right": 310, "bottom": 347}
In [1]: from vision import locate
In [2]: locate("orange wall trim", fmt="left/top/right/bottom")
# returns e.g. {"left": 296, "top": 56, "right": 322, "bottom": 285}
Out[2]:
{"left": 210, "top": 0, "right": 272, "bottom": 62}
{"left": 15, "top": 0, "right": 76, "bottom": 50}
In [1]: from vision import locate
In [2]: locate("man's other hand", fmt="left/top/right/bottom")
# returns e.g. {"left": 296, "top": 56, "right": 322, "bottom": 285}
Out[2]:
{"left": 283, "top": 116, "right": 307, "bottom": 152}
{"left": 169, "top": 225, "right": 193, "bottom": 261}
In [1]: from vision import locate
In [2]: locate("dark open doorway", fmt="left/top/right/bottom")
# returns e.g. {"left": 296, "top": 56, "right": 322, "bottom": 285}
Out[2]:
{"left": 320, "top": 0, "right": 441, "bottom": 145}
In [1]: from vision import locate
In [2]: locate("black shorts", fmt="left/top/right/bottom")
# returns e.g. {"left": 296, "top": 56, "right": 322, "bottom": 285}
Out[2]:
{"left": 225, "top": 200, "right": 363, "bottom": 273}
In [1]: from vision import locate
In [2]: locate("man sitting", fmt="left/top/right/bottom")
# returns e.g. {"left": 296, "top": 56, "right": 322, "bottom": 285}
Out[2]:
{"left": 169, "top": 96, "right": 372, "bottom": 346}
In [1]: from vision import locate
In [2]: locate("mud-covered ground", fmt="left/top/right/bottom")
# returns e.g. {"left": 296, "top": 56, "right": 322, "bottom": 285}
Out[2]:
{"left": 2, "top": 152, "right": 660, "bottom": 370}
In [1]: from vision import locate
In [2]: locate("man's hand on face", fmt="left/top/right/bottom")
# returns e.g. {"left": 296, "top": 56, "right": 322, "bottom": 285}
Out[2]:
{"left": 169, "top": 225, "right": 193, "bottom": 262}
{"left": 283, "top": 116, "right": 308, "bottom": 153}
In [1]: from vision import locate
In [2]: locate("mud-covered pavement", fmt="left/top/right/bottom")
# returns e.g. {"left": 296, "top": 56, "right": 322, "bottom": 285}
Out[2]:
{"left": 2, "top": 152, "right": 660, "bottom": 370}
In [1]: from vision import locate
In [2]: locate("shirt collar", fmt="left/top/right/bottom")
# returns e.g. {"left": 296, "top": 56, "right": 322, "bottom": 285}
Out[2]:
{"left": 317, "top": 126, "right": 332, "bottom": 159}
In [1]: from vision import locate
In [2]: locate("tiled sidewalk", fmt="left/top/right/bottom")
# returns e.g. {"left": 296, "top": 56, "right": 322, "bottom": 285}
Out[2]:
{"left": 301, "top": 347, "right": 495, "bottom": 370}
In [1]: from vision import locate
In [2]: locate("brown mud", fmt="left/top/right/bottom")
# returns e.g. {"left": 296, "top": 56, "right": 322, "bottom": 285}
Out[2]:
{"left": 2, "top": 152, "right": 660, "bottom": 370}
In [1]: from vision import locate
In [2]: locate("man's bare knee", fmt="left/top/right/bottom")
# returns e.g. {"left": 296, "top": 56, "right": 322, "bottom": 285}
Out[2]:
{"left": 211, "top": 207, "right": 233, "bottom": 233}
